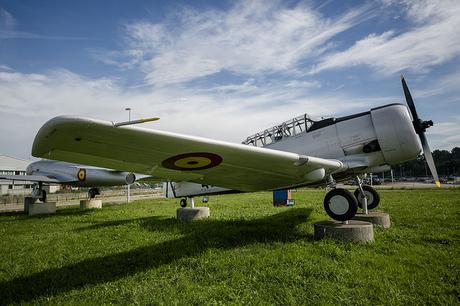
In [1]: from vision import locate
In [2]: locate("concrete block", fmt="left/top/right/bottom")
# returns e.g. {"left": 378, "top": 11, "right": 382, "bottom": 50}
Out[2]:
{"left": 80, "top": 199, "right": 102, "bottom": 210}
{"left": 28, "top": 202, "right": 56, "bottom": 216}
{"left": 24, "top": 197, "right": 36, "bottom": 214}
{"left": 314, "top": 220, "right": 374, "bottom": 243}
{"left": 176, "top": 207, "right": 210, "bottom": 221}
{"left": 352, "top": 212, "right": 391, "bottom": 228}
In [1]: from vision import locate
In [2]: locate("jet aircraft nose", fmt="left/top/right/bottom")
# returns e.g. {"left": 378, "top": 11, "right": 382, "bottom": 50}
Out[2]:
{"left": 26, "top": 164, "right": 34, "bottom": 175}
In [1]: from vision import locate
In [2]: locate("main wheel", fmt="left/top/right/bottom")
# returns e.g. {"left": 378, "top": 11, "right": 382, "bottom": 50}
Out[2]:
{"left": 354, "top": 185, "right": 380, "bottom": 210}
{"left": 180, "top": 198, "right": 187, "bottom": 208}
{"left": 88, "top": 188, "right": 100, "bottom": 199}
{"left": 324, "top": 188, "right": 358, "bottom": 221}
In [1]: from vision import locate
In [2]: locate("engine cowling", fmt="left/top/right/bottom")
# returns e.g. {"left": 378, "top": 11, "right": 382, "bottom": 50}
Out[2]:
{"left": 371, "top": 104, "right": 422, "bottom": 165}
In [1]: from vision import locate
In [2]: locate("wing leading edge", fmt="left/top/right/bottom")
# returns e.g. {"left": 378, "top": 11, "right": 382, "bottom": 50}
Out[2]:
{"left": 32, "top": 116, "right": 344, "bottom": 191}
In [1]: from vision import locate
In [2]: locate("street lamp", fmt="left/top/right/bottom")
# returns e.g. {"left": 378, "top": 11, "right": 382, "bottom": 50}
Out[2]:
{"left": 125, "top": 107, "right": 131, "bottom": 122}
{"left": 124, "top": 107, "right": 132, "bottom": 203}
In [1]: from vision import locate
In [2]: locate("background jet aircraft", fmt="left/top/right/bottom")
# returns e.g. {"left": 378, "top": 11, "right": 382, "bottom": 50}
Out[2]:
{"left": 0, "top": 159, "right": 137, "bottom": 202}
{"left": 30, "top": 77, "right": 439, "bottom": 221}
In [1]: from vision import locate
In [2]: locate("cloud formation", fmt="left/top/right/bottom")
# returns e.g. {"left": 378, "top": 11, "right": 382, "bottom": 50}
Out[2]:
{"left": 311, "top": 0, "right": 460, "bottom": 75}
{"left": 106, "top": 1, "right": 375, "bottom": 86}
{"left": 0, "top": 65, "right": 396, "bottom": 158}
{"left": 1, "top": 1, "right": 458, "bottom": 159}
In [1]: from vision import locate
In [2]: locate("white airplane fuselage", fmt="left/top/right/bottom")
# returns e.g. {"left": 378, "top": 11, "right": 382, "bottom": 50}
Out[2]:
{"left": 266, "top": 103, "right": 421, "bottom": 173}
{"left": 165, "top": 103, "right": 422, "bottom": 198}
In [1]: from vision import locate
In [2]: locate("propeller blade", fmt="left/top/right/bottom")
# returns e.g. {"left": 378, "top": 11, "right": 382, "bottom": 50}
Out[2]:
{"left": 400, "top": 75, "right": 440, "bottom": 187}
{"left": 401, "top": 75, "right": 420, "bottom": 121}
{"left": 420, "top": 132, "right": 440, "bottom": 187}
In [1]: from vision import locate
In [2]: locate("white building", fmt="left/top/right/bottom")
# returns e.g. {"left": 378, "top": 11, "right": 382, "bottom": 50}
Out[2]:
{"left": 0, "top": 155, "right": 33, "bottom": 195}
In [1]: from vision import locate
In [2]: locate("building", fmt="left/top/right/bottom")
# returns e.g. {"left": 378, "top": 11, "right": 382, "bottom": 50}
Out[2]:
{"left": 0, "top": 155, "right": 33, "bottom": 195}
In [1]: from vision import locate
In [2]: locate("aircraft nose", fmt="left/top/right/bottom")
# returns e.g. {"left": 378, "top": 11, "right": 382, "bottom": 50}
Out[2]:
{"left": 26, "top": 164, "right": 33, "bottom": 175}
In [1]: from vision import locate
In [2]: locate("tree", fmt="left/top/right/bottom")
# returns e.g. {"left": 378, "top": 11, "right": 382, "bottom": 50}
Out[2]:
{"left": 395, "top": 147, "right": 459, "bottom": 177}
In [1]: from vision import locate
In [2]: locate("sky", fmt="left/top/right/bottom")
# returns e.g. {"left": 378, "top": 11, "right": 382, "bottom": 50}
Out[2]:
{"left": 0, "top": 0, "right": 459, "bottom": 160}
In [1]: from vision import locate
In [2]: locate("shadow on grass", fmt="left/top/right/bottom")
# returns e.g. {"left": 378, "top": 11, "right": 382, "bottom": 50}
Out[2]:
{"left": 0, "top": 210, "right": 25, "bottom": 218}
{"left": 0, "top": 208, "right": 312, "bottom": 304}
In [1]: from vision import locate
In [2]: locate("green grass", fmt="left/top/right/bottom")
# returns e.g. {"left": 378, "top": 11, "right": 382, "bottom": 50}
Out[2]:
{"left": 0, "top": 189, "right": 458, "bottom": 305}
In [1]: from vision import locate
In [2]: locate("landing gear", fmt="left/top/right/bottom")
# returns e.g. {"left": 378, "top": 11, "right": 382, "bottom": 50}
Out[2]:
{"left": 354, "top": 185, "right": 380, "bottom": 210}
{"left": 179, "top": 197, "right": 195, "bottom": 208}
{"left": 323, "top": 188, "right": 358, "bottom": 221}
{"left": 88, "top": 188, "right": 100, "bottom": 199}
{"left": 31, "top": 182, "right": 46, "bottom": 203}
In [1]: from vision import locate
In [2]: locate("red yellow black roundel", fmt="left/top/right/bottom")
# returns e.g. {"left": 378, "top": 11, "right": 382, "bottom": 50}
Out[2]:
{"left": 162, "top": 152, "right": 223, "bottom": 171}
{"left": 77, "top": 168, "right": 86, "bottom": 181}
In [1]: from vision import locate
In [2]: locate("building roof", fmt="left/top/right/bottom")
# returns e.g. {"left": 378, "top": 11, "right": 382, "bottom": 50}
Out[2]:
{"left": 0, "top": 155, "right": 32, "bottom": 171}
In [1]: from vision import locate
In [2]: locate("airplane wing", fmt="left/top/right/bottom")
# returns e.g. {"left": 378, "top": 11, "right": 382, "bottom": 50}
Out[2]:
{"left": 0, "top": 175, "right": 62, "bottom": 183}
{"left": 31, "top": 116, "right": 344, "bottom": 191}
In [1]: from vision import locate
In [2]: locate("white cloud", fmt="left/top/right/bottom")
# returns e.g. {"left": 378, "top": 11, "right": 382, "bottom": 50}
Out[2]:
{"left": 428, "top": 121, "right": 460, "bottom": 150}
{"left": 311, "top": 0, "right": 460, "bottom": 75}
{"left": 0, "top": 67, "right": 399, "bottom": 159}
{"left": 102, "top": 0, "right": 374, "bottom": 86}
{"left": 413, "top": 69, "right": 460, "bottom": 99}
{"left": 0, "top": 8, "right": 15, "bottom": 30}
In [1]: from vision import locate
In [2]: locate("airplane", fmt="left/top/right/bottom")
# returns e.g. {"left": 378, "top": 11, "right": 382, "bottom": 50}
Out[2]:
{"left": 29, "top": 77, "right": 439, "bottom": 221}
{"left": 0, "top": 159, "right": 137, "bottom": 203}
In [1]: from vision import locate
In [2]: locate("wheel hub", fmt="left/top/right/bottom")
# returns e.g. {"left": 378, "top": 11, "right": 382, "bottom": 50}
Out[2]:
{"left": 329, "top": 195, "right": 349, "bottom": 215}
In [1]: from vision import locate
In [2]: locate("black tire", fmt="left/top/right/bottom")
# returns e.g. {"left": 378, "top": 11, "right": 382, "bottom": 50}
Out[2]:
{"left": 180, "top": 198, "right": 187, "bottom": 208}
{"left": 40, "top": 190, "right": 47, "bottom": 203}
{"left": 354, "top": 185, "right": 380, "bottom": 210}
{"left": 324, "top": 188, "right": 358, "bottom": 221}
{"left": 88, "top": 188, "right": 100, "bottom": 199}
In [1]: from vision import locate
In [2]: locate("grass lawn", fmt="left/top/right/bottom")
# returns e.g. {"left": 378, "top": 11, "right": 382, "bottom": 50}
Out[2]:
{"left": 0, "top": 189, "right": 458, "bottom": 305}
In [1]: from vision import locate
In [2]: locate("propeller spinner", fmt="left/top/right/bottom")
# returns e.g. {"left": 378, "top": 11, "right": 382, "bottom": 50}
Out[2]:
{"left": 401, "top": 75, "right": 440, "bottom": 187}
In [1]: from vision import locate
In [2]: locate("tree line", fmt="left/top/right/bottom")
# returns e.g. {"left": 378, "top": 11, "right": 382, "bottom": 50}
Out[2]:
{"left": 394, "top": 147, "right": 459, "bottom": 178}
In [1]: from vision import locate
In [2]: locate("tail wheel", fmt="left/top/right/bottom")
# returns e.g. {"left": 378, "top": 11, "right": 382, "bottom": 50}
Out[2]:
{"left": 180, "top": 198, "right": 187, "bottom": 208}
{"left": 324, "top": 188, "right": 358, "bottom": 221}
{"left": 354, "top": 185, "right": 380, "bottom": 210}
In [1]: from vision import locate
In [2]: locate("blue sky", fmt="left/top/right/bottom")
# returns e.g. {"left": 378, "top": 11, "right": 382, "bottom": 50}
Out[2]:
{"left": 0, "top": 0, "right": 459, "bottom": 160}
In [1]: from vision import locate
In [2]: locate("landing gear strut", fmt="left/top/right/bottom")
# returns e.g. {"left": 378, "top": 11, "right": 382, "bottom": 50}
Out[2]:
{"left": 354, "top": 177, "right": 380, "bottom": 212}
{"left": 31, "top": 182, "right": 47, "bottom": 203}
{"left": 88, "top": 188, "right": 100, "bottom": 199}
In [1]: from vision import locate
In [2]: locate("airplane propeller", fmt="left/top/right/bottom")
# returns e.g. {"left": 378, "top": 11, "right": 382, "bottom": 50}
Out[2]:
{"left": 401, "top": 75, "right": 440, "bottom": 187}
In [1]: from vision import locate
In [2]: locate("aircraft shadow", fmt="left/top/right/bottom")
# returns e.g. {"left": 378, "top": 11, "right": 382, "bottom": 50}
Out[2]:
{"left": 0, "top": 208, "right": 312, "bottom": 304}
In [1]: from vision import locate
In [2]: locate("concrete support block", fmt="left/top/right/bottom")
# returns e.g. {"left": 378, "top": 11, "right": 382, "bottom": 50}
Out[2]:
{"left": 80, "top": 199, "right": 102, "bottom": 210}
{"left": 28, "top": 202, "right": 56, "bottom": 216}
{"left": 176, "top": 207, "right": 210, "bottom": 221}
{"left": 24, "top": 197, "right": 35, "bottom": 214}
{"left": 352, "top": 212, "right": 391, "bottom": 228}
{"left": 314, "top": 220, "right": 374, "bottom": 243}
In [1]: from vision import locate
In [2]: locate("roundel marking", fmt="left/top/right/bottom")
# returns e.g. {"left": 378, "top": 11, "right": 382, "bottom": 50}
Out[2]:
{"left": 162, "top": 152, "right": 223, "bottom": 171}
{"left": 77, "top": 168, "right": 86, "bottom": 182}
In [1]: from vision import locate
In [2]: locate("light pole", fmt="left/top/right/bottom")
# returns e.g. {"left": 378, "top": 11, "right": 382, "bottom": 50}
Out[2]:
{"left": 125, "top": 107, "right": 131, "bottom": 202}
{"left": 125, "top": 107, "right": 131, "bottom": 122}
